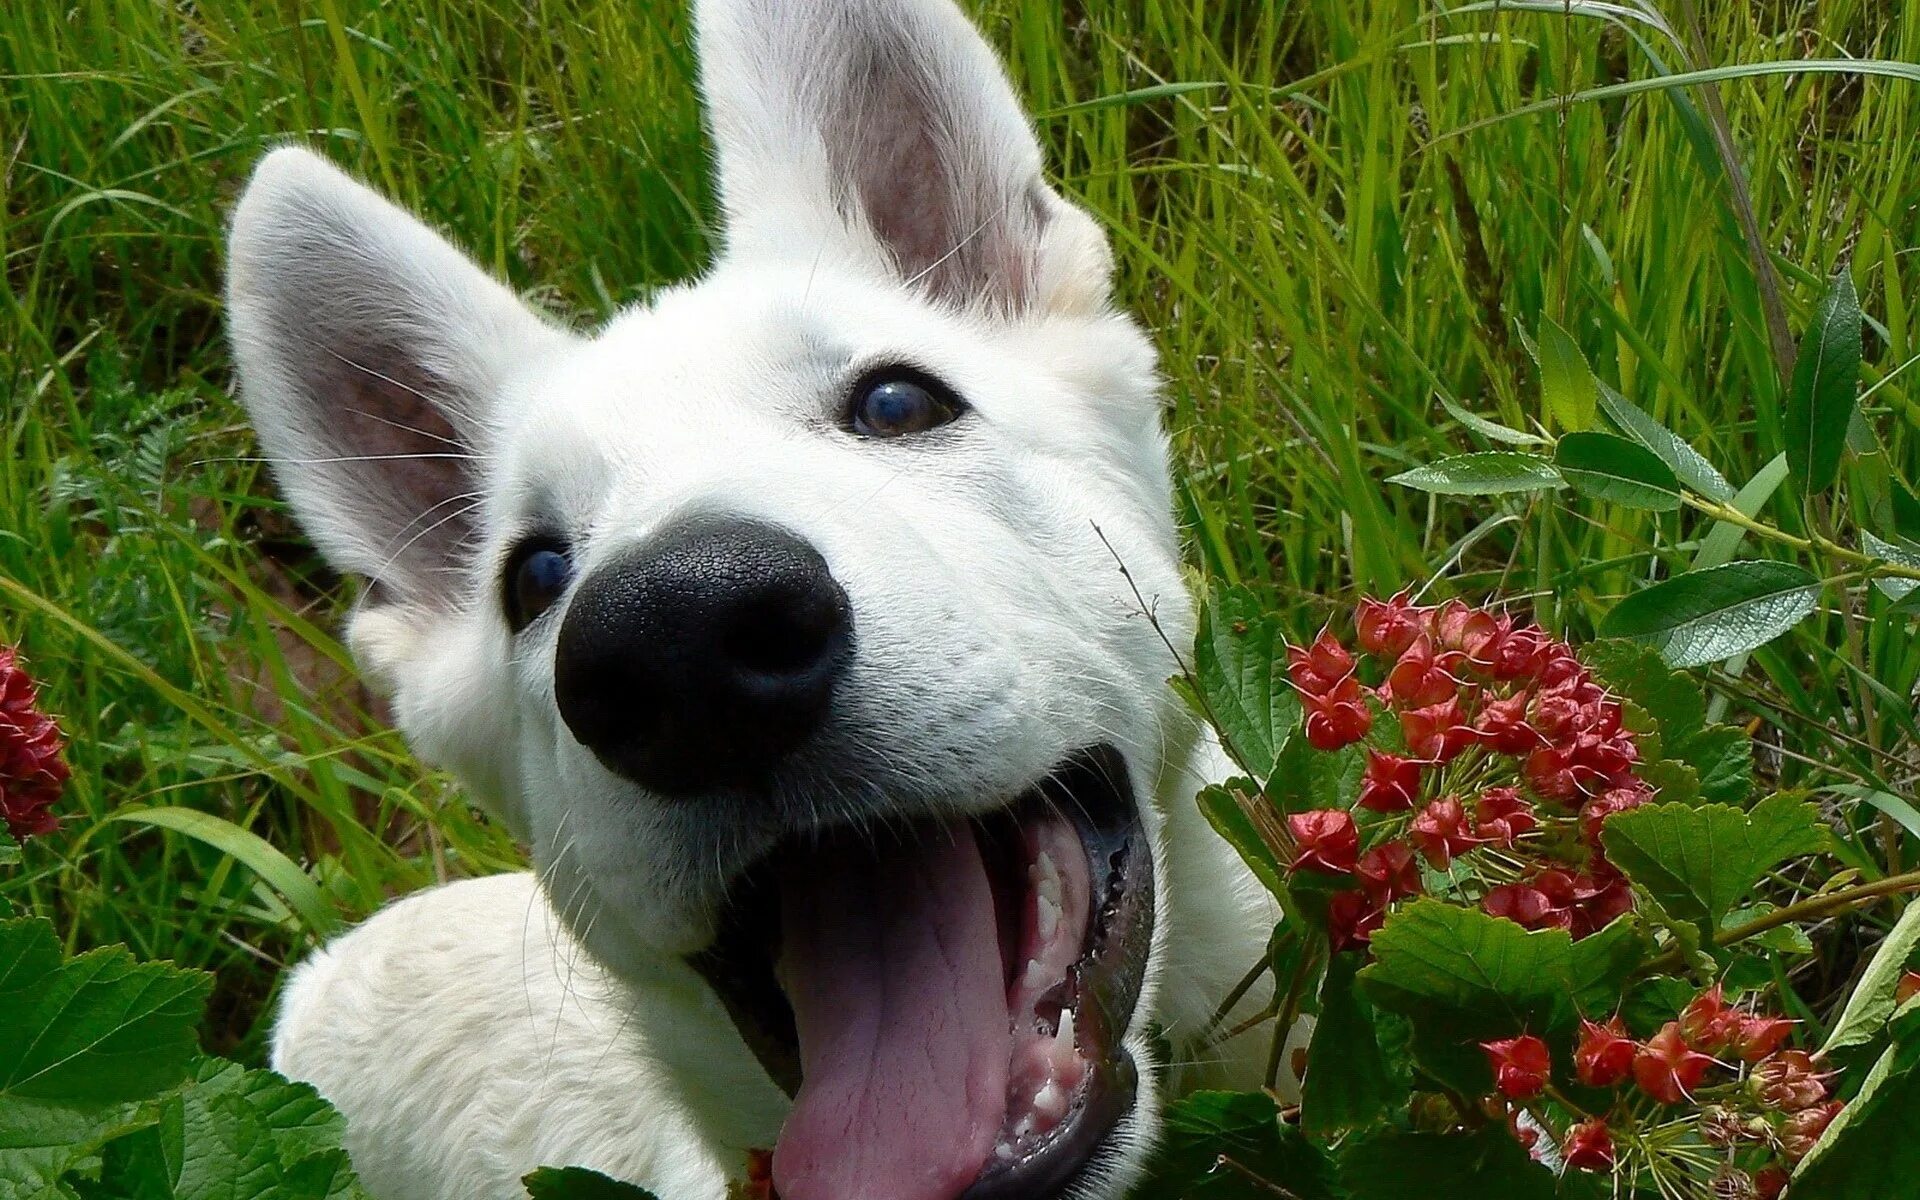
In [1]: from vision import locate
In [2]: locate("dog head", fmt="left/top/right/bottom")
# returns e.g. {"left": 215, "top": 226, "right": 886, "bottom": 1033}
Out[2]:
{"left": 227, "top": 2, "right": 1261, "bottom": 1196}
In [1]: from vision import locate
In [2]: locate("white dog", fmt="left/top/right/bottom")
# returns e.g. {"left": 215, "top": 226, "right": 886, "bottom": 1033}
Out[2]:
{"left": 225, "top": 1, "right": 1278, "bottom": 1197}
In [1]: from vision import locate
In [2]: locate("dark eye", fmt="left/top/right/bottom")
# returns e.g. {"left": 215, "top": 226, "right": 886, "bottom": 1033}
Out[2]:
{"left": 847, "top": 368, "right": 966, "bottom": 438}
{"left": 503, "top": 538, "right": 573, "bottom": 632}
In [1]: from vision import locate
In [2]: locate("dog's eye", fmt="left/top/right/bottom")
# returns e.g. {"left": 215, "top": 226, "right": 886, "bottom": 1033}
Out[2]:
{"left": 503, "top": 538, "right": 573, "bottom": 632}
{"left": 847, "top": 369, "right": 965, "bottom": 438}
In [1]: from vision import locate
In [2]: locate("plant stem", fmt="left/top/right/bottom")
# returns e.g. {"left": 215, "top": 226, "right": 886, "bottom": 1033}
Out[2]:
{"left": 1721, "top": 869, "right": 1920, "bottom": 943}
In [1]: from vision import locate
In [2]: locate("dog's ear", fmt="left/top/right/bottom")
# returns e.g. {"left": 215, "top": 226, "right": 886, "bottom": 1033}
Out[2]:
{"left": 225, "top": 147, "right": 573, "bottom": 611}
{"left": 694, "top": 0, "right": 1112, "bottom": 317}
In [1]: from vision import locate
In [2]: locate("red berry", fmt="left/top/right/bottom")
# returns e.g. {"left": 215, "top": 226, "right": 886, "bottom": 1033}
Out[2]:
{"left": 0, "top": 646, "right": 67, "bottom": 843}
{"left": 1409, "top": 796, "right": 1480, "bottom": 869}
{"left": 1755, "top": 1049, "right": 1830, "bottom": 1112}
{"left": 1473, "top": 786, "right": 1537, "bottom": 848}
{"left": 1753, "top": 1167, "right": 1789, "bottom": 1200}
{"left": 1562, "top": 1118, "right": 1615, "bottom": 1171}
{"left": 1482, "top": 883, "right": 1568, "bottom": 931}
{"left": 1287, "top": 631, "right": 1354, "bottom": 697}
{"left": 1732, "top": 1014, "right": 1796, "bottom": 1063}
{"left": 1303, "top": 677, "right": 1372, "bottom": 750}
{"left": 1633, "top": 1022, "right": 1715, "bottom": 1104}
{"left": 1385, "top": 636, "right": 1460, "bottom": 709}
{"left": 1780, "top": 1099, "right": 1843, "bottom": 1161}
{"left": 1402, "top": 696, "right": 1474, "bottom": 763}
{"left": 1359, "top": 750, "right": 1422, "bottom": 812}
{"left": 1287, "top": 809, "right": 1359, "bottom": 875}
{"left": 1680, "top": 984, "right": 1746, "bottom": 1055}
{"left": 1356, "top": 841, "right": 1422, "bottom": 902}
{"left": 1355, "top": 593, "right": 1424, "bottom": 659}
{"left": 1523, "top": 746, "right": 1580, "bottom": 802}
{"left": 1480, "top": 1034, "right": 1551, "bottom": 1099}
{"left": 1327, "top": 889, "right": 1386, "bottom": 953}
{"left": 1574, "top": 1017, "right": 1635, "bottom": 1088}
{"left": 1473, "top": 694, "right": 1542, "bottom": 755}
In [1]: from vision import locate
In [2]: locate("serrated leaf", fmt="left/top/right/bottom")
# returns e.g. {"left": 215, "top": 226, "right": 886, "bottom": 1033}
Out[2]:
{"left": 94, "top": 1064, "right": 369, "bottom": 1200}
{"left": 1580, "top": 640, "right": 1706, "bottom": 743}
{"left": 1597, "top": 381, "right": 1735, "bottom": 501}
{"left": 1681, "top": 725, "right": 1753, "bottom": 807}
{"left": 1825, "top": 898, "right": 1920, "bottom": 1054}
{"left": 0, "top": 917, "right": 211, "bottom": 1105}
{"left": 1301, "top": 955, "right": 1402, "bottom": 1135}
{"left": 1621, "top": 976, "right": 1696, "bottom": 1039}
{"left": 1862, "top": 530, "right": 1920, "bottom": 602}
{"left": 1265, "top": 734, "right": 1366, "bottom": 815}
{"left": 1387, "top": 453, "right": 1565, "bottom": 496}
{"left": 1337, "top": 1124, "right": 1555, "bottom": 1200}
{"left": 1196, "top": 782, "right": 1286, "bottom": 900}
{"left": 1532, "top": 316, "right": 1597, "bottom": 432}
{"left": 1356, "top": 903, "right": 1641, "bottom": 1093}
{"left": 1553, "top": 430, "right": 1682, "bottom": 510}
{"left": 522, "top": 1167, "right": 660, "bottom": 1200}
{"left": 1784, "top": 268, "right": 1863, "bottom": 494}
{"left": 1193, "top": 591, "right": 1301, "bottom": 783}
{"left": 1601, "top": 795, "right": 1826, "bottom": 936}
{"left": 1438, "top": 396, "right": 1544, "bottom": 446}
{"left": 1597, "top": 560, "right": 1820, "bottom": 668}
{"left": 1134, "top": 1091, "right": 1338, "bottom": 1200}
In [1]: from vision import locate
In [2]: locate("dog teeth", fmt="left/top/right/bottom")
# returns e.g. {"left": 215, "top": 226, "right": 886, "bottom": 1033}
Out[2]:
{"left": 1055, "top": 1007, "right": 1076, "bottom": 1054}
{"left": 1034, "top": 1080, "right": 1069, "bottom": 1122}
{"left": 1037, "top": 894, "right": 1060, "bottom": 940}
{"left": 1031, "top": 851, "right": 1064, "bottom": 941}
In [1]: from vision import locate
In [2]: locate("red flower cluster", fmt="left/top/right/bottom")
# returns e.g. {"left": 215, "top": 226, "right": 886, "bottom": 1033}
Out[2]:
{"left": 1482, "top": 984, "right": 1835, "bottom": 1190}
{"left": 0, "top": 647, "right": 66, "bottom": 843}
{"left": 1281, "top": 595, "right": 1651, "bottom": 950}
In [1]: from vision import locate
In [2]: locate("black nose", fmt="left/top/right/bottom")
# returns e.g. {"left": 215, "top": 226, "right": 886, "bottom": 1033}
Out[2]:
{"left": 554, "top": 515, "right": 852, "bottom": 796}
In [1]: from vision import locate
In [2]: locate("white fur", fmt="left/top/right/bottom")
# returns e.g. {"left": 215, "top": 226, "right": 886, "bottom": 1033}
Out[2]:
{"left": 228, "top": 0, "right": 1280, "bottom": 1195}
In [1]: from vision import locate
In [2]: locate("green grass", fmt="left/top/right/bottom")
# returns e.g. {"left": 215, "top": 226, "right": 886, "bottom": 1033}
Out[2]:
{"left": 3, "top": 0, "right": 1916, "bottom": 1062}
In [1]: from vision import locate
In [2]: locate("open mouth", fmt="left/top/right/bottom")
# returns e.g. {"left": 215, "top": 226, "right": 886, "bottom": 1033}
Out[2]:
{"left": 691, "top": 745, "right": 1154, "bottom": 1200}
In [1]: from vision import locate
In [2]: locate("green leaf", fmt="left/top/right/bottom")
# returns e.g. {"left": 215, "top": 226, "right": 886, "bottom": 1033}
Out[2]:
{"left": 1681, "top": 725, "right": 1754, "bottom": 807}
{"left": 1386, "top": 452, "right": 1565, "bottom": 496}
{"left": 1438, "top": 396, "right": 1544, "bottom": 446}
{"left": 1793, "top": 1022, "right": 1920, "bottom": 1194}
{"left": 0, "top": 917, "right": 211, "bottom": 1105}
{"left": 1193, "top": 590, "right": 1301, "bottom": 782}
{"left": 1825, "top": 898, "right": 1920, "bottom": 1054}
{"left": 1581, "top": 640, "right": 1707, "bottom": 743}
{"left": 1337, "top": 1125, "right": 1555, "bottom": 1200}
{"left": 1532, "top": 316, "right": 1597, "bottom": 432}
{"left": 1597, "top": 560, "right": 1820, "bottom": 669}
{"left": 1196, "top": 782, "right": 1286, "bottom": 900}
{"left": 1553, "top": 430, "right": 1682, "bottom": 510}
{"left": 110, "top": 807, "right": 339, "bottom": 939}
{"left": 1600, "top": 795, "right": 1826, "bottom": 936}
{"left": 1265, "top": 733, "right": 1366, "bottom": 815}
{"left": 1356, "top": 903, "right": 1640, "bottom": 1093}
{"left": 1135, "top": 1091, "right": 1338, "bottom": 1200}
{"left": 1862, "top": 531, "right": 1920, "bottom": 602}
{"left": 1300, "top": 954, "right": 1402, "bottom": 1135}
{"left": 1597, "top": 381, "right": 1735, "bottom": 501}
{"left": 94, "top": 1063, "right": 370, "bottom": 1200}
{"left": 1784, "top": 268, "right": 1864, "bottom": 494}
{"left": 0, "top": 831, "right": 18, "bottom": 869}
{"left": 522, "top": 1167, "right": 660, "bottom": 1200}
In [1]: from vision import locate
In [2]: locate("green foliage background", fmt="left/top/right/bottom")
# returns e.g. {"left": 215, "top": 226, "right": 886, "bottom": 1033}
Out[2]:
{"left": 2, "top": 0, "right": 1916, "bottom": 1100}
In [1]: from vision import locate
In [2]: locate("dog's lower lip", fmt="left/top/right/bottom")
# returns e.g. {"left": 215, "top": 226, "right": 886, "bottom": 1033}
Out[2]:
{"left": 691, "top": 745, "right": 1154, "bottom": 1199}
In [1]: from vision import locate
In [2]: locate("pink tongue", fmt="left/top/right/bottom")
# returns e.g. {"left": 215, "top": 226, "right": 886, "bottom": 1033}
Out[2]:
{"left": 773, "top": 821, "right": 1011, "bottom": 1200}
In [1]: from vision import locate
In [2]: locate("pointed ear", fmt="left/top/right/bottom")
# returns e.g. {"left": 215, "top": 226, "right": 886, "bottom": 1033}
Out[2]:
{"left": 694, "top": 0, "right": 1113, "bottom": 317}
{"left": 225, "top": 147, "right": 573, "bottom": 609}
